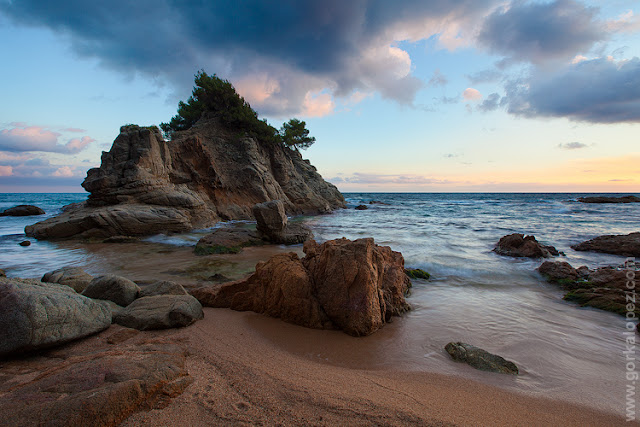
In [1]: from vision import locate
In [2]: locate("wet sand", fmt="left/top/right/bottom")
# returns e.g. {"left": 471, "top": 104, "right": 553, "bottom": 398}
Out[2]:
{"left": 121, "top": 308, "right": 628, "bottom": 426}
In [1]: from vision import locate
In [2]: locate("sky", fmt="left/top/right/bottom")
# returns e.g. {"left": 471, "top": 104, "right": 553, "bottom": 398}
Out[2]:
{"left": 0, "top": 0, "right": 639, "bottom": 193}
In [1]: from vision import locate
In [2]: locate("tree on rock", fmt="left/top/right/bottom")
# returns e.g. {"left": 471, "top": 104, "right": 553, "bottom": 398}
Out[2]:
{"left": 280, "top": 118, "right": 315, "bottom": 150}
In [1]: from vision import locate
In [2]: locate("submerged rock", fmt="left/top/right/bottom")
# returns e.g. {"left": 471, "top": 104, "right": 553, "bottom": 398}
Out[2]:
{"left": 445, "top": 342, "right": 519, "bottom": 375}
{"left": 18, "top": 240, "right": 30, "bottom": 247}
{"left": 25, "top": 121, "right": 344, "bottom": 239}
{"left": 577, "top": 195, "right": 640, "bottom": 203}
{"left": 493, "top": 233, "right": 560, "bottom": 258}
{"left": 572, "top": 232, "right": 640, "bottom": 257}
{"left": 42, "top": 266, "right": 94, "bottom": 293}
{"left": 114, "top": 295, "right": 204, "bottom": 330}
{"left": 195, "top": 227, "right": 263, "bottom": 255}
{"left": 355, "top": 204, "right": 368, "bottom": 210}
{"left": 0, "top": 205, "right": 45, "bottom": 217}
{"left": 192, "top": 238, "right": 411, "bottom": 336}
{"left": 82, "top": 274, "right": 140, "bottom": 307}
{"left": 405, "top": 268, "right": 431, "bottom": 280}
{"left": 0, "top": 277, "right": 111, "bottom": 356}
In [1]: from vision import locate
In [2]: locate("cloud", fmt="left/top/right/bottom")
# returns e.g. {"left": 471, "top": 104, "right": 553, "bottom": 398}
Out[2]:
{"left": 0, "top": 0, "right": 500, "bottom": 117}
{"left": 503, "top": 56, "right": 640, "bottom": 123}
{"left": 329, "top": 172, "right": 454, "bottom": 185}
{"left": 61, "top": 127, "right": 87, "bottom": 133}
{"left": 478, "top": 0, "right": 604, "bottom": 64}
{"left": 0, "top": 165, "right": 12, "bottom": 176}
{"left": 463, "top": 88, "right": 482, "bottom": 101}
{"left": 558, "top": 142, "right": 588, "bottom": 150}
{"left": 52, "top": 166, "right": 74, "bottom": 177}
{"left": 428, "top": 69, "right": 448, "bottom": 87}
{"left": 301, "top": 92, "right": 335, "bottom": 117}
{"left": 466, "top": 68, "right": 502, "bottom": 84}
{"left": 0, "top": 124, "right": 94, "bottom": 153}
{"left": 477, "top": 93, "right": 501, "bottom": 112}
{"left": 606, "top": 10, "right": 640, "bottom": 33}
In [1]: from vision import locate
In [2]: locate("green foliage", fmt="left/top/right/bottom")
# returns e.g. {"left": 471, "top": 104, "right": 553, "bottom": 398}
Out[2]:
{"left": 279, "top": 118, "right": 315, "bottom": 150}
{"left": 160, "top": 70, "right": 279, "bottom": 143}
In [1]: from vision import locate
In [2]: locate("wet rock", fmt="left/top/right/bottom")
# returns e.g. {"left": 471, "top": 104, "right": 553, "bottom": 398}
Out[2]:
{"left": 82, "top": 274, "right": 140, "bottom": 307}
{"left": 537, "top": 261, "right": 579, "bottom": 285}
{"left": 114, "top": 295, "right": 204, "bottom": 330}
{"left": 0, "top": 205, "right": 45, "bottom": 217}
{"left": 0, "top": 268, "right": 5, "bottom": 277}
{"left": 355, "top": 204, "right": 368, "bottom": 210}
{"left": 0, "top": 277, "right": 111, "bottom": 356}
{"left": 445, "top": 342, "right": 519, "bottom": 375}
{"left": 42, "top": 266, "right": 94, "bottom": 293}
{"left": 195, "top": 227, "right": 263, "bottom": 255}
{"left": 140, "top": 280, "right": 188, "bottom": 297}
{"left": 493, "top": 233, "right": 560, "bottom": 258}
{"left": 25, "top": 121, "right": 344, "bottom": 239}
{"left": 252, "top": 200, "right": 313, "bottom": 245}
{"left": 405, "top": 268, "right": 431, "bottom": 280}
{"left": 103, "top": 235, "right": 140, "bottom": 243}
{"left": 577, "top": 195, "right": 640, "bottom": 203}
{"left": 193, "top": 238, "right": 411, "bottom": 336}
{"left": 0, "top": 339, "right": 191, "bottom": 426}
{"left": 18, "top": 240, "right": 30, "bottom": 246}
{"left": 572, "top": 232, "right": 640, "bottom": 257}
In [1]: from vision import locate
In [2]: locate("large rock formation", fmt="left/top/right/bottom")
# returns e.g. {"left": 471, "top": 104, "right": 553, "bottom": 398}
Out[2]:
{"left": 0, "top": 277, "right": 111, "bottom": 356}
{"left": 25, "top": 119, "right": 344, "bottom": 239}
{"left": 572, "top": 232, "right": 640, "bottom": 257}
{"left": 191, "top": 238, "right": 411, "bottom": 336}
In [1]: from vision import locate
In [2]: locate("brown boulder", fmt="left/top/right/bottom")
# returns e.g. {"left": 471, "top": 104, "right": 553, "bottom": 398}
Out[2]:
{"left": 194, "top": 227, "right": 262, "bottom": 254}
{"left": 572, "top": 232, "right": 640, "bottom": 257}
{"left": 25, "top": 121, "right": 344, "bottom": 239}
{"left": 192, "top": 238, "right": 410, "bottom": 336}
{"left": 537, "top": 261, "right": 578, "bottom": 284}
{"left": 493, "top": 233, "right": 560, "bottom": 258}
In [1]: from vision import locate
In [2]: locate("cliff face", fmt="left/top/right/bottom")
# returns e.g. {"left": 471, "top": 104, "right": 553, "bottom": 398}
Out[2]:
{"left": 26, "top": 118, "right": 344, "bottom": 239}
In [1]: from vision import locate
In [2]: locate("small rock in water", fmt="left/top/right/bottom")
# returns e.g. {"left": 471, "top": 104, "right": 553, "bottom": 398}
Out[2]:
{"left": 19, "top": 240, "right": 31, "bottom": 247}
{"left": 405, "top": 268, "right": 430, "bottom": 280}
{"left": 355, "top": 204, "right": 368, "bottom": 210}
{"left": 493, "top": 233, "right": 560, "bottom": 258}
{"left": 445, "top": 342, "right": 519, "bottom": 375}
{"left": 0, "top": 204, "right": 45, "bottom": 217}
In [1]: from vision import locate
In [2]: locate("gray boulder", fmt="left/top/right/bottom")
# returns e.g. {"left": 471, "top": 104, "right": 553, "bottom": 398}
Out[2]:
{"left": 0, "top": 277, "right": 111, "bottom": 356}
{"left": 139, "top": 280, "right": 188, "bottom": 297}
{"left": 82, "top": 274, "right": 140, "bottom": 306}
{"left": 114, "top": 295, "right": 204, "bottom": 330}
{"left": 445, "top": 342, "right": 519, "bottom": 375}
{"left": 253, "top": 200, "right": 287, "bottom": 235}
{"left": 0, "top": 205, "right": 45, "bottom": 217}
{"left": 42, "top": 266, "right": 94, "bottom": 293}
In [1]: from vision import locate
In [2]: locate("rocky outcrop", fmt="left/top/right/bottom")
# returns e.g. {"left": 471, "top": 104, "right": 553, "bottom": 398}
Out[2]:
{"left": 82, "top": 274, "right": 140, "bottom": 306}
{"left": 0, "top": 277, "right": 111, "bottom": 356}
{"left": 445, "top": 342, "right": 519, "bottom": 375}
{"left": 252, "top": 200, "right": 313, "bottom": 244}
{"left": 114, "top": 295, "right": 204, "bottom": 330}
{"left": 25, "top": 120, "right": 344, "bottom": 239}
{"left": 537, "top": 260, "right": 638, "bottom": 316}
{"left": 42, "top": 266, "right": 93, "bottom": 293}
{"left": 493, "top": 233, "right": 560, "bottom": 258}
{"left": 572, "top": 232, "right": 640, "bottom": 257}
{"left": 578, "top": 195, "right": 640, "bottom": 203}
{"left": 0, "top": 337, "right": 191, "bottom": 426}
{"left": 192, "top": 238, "right": 411, "bottom": 336}
{"left": 0, "top": 205, "right": 44, "bottom": 216}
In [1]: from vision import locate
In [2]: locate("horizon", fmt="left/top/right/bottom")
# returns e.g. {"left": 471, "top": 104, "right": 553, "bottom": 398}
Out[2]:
{"left": 1, "top": 1, "right": 639, "bottom": 193}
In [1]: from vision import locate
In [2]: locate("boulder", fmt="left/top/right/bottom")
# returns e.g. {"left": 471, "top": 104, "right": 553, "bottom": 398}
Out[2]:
{"left": 0, "top": 339, "right": 191, "bottom": 426}
{"left": 0, "top": 204, "right": 45, "bottom": 217}
{"left": 139, "top": 280, "right": 188, "bottom": 297}
{"left": 445, "top": 342, "right": 519, "bottom": 375}
{"left": 114, "top": 295, "right": 204, "bottom": 330}
{"left": 192, "top": 238, "right": 411, "bottom": 336}
{"left": 195, "top": 227, "right": 263, "bottom": 255}
{"left": 19, "top": 240, "right": 31, "bottom": 247}
{"left": 42, "top": 266, "right": 94, "bottom": 293}
{"left": 577, "top": 195, "right": 640, "bottom": 203}
{"left": 355, "top": 204, "right": 368, "bottom": 210}
{"left": 0, "top": 277, "right": 111, "bottom": 356}
{"left": 537, "top": 261, "right": 579, "bottom": 285}
{"left": 82, "top": 274, "right": 140, "bottom": 306}
{"left": 493, "top": 233, "right": 560, "bottom": 258}
{"left": 25, "top": 121, "right": 344, "bottom": 239}
{"left": 571, "top": 232, "right": 640, "bottom": 257}
{"left": 252, "top": 200, "right": 313, "bottom": 245}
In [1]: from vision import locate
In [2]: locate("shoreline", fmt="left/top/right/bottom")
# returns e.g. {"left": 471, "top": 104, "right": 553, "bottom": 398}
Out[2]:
{"left": 120, "top": 307, "right": 628, "bottom": 426}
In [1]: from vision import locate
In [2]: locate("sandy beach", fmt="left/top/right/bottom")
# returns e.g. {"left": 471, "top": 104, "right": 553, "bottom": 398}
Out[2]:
{"left": 118, "top": 308, "right": 627, "bottom": 426}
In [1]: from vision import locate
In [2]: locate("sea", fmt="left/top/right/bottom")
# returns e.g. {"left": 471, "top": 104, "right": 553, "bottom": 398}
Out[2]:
{"left": 1, "top": 192, "right": 639, "bottom": 416}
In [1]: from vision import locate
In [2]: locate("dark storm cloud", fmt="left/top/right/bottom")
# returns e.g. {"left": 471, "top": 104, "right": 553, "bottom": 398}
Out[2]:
{"left": 0, "top": 0, "right": 497, "bottom": 116}
{"left": 504, "top": 57, "right": 640, "bottom": 123}
{"left": 478, "top": 0, "right": 604, "bottom": 63}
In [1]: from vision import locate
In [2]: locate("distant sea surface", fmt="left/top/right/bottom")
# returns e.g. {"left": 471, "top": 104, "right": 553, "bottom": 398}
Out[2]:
{"left": 1, "top": 192, "right": 639, "bottom": 415}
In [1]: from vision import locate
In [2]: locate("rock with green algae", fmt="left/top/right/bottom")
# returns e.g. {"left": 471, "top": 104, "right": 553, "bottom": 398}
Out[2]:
{"left": 405, "top": 268, "right": 430, "bottom": 280}
{"left": 445, "top": 342, "right": 519, "bottom": 375}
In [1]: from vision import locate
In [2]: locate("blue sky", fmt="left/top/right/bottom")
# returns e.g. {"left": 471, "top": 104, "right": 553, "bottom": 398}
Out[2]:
{"left": 0, "top": 0, "right": 639, "bottom": 192}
